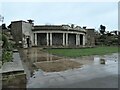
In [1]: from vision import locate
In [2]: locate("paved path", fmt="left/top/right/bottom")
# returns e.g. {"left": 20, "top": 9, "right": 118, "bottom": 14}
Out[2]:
{"left": 1, "top": 52, "right": 24, "bottom": 73}
{"left": 27, "top": 53, "right": 118, "bottom": 88}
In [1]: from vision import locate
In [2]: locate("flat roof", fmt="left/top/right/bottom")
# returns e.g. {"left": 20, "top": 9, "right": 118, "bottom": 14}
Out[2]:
{"left": 32, "top": 25, "right": 86, "bottom": 33}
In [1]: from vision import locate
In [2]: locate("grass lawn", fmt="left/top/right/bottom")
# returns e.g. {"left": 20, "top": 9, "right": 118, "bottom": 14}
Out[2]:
{"left": 46, "top": 46, "right": 118, "bottom": 58}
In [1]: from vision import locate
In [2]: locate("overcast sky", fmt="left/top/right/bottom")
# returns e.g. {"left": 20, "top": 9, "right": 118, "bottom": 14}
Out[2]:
{"left": 1, "top": 2, "right": 118, "bottom": 31}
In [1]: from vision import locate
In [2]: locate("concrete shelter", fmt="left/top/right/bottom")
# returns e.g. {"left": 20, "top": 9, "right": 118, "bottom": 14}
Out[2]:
{"left": 10, "top": 20, "right": 95, "bottom": 48}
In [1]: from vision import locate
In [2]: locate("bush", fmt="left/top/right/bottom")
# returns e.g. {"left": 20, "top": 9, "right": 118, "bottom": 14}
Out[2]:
{"left": 2, "top": 50, "right": 13, "bottom": 64}
{"left": 2, "top": 34, "right": 9, "bottom": 49}
{"left": 2, "top": 34, "right": 13, "bottom": 64}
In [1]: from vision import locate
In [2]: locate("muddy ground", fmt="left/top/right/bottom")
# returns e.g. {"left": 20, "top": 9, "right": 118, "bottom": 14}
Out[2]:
{"left": 18, "top": 47, "right": 118, "bottom": 88}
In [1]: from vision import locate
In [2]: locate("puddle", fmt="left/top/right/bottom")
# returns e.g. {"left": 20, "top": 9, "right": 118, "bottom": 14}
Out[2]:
{"left": 19, "top": 48, "right": 118, "bottom": 88}
{"left": 19, "top": 47, "right": 118, "bottom": 81}
{"left": 93, "top": 53, "right": 118, "bottom": 65}
{"left": 93, "top": 57, "right": 100, "bottom": 65}
{"left": 24, "top": 48, "right": 62, "bottom": 62}
{"left": 19, "top": 48, "right": 66, "bottom": 79}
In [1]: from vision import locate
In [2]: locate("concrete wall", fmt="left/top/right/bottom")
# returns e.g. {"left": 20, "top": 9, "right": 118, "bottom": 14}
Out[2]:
{"left": 11, "top": 22, "right": 22, "bottom": 44}
{"left": 2, "top": 73, "right": 26, "bottom": 88}
{"left": 86, "top": 29, "right": 95, "bottom": 46}
{"left": 52, "top": 33, "right": 63, "bottom": 45}
{"left": 37, "top": 33, "right": 47, "bottom": 46}
{"left": 11, "top": 21, "right": 33, "bottom": 48}
{"left": 68, "top": 34, "right": 76, "bottom": 46}
{"left": 22, "top": 22, "right": 34, "bottom": 46}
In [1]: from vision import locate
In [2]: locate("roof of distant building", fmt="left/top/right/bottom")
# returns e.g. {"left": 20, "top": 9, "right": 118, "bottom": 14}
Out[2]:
{"left": 33, "top": 25, "right": 86, "bottom": 33}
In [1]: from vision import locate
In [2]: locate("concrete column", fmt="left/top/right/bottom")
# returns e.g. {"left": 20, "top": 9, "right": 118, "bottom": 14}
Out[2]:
{"left": 66, "top": 33, "right": 68, "bottom": 46}
{"left": 50, "top": 33, "right": 52, "bottom": 46}
{"left": 76, "top": 34, "right": 78, "bottom": 45}
{"left": 47, "top": 33, "right": 49, "bottom": 46}
{"left": 83, "top": 35, "right": 85, "bottom": 46}
{"left": 63, "top": 33, "right": 65, "bottom": 46}
{"left": 34, "top": 33, "right": 37, "bottom": 46}
{"left": 79, "top": 34, "right": 81, "bottom": 45}
{"left": 77, "top": 34, "right": 80, "bottom": 45}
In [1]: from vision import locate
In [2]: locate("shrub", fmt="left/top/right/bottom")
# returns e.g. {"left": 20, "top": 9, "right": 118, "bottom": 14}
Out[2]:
{"left": 2, "top": 50, "right": 13, "bottom": 64}
{"left": 2, "top": 34, "right": 9, "bottom": 49}
{"left": 2, "top": 34, "right": 13, "bottom": 64}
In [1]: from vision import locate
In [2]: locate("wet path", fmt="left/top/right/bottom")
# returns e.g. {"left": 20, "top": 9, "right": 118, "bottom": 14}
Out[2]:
{"left": 28, "top": 54, "right": 118, "bottom": 88}
{"left": 19, "top": 48, "right": 63, "bottom": 79}
{"left": 19, "top": 48, "right": 118, "bottom": 88}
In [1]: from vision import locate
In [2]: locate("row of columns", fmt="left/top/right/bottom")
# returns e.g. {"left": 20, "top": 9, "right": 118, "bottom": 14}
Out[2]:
{"left": 34, "top": 33, "right": 85, "bottom": 46}
{"left": 76, "top": 34, "right": 85, "bottom": 46}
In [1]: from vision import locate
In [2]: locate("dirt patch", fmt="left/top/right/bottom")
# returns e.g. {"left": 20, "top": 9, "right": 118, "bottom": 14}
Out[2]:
{"left": 27, "top": 55, "right": 62, "bottom": 62}
{"left": 34, "top": 60, "right": 82, "bottom": 72}
{"left": 36, "top": 56, "right": 62, "bottom": 62}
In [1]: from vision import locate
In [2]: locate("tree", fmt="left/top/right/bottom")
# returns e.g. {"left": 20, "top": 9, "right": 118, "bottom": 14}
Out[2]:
{"left": 2, "top": 23, "right": 7, "bottom": 29}
{"left": 114, "top": 31, "right": 117, "bottom": 35}
{"left": 99, "top": 24, "right": 106, "bottom": 35}
{"left": 106, "top": 31, "right": 111, "bottom": 36}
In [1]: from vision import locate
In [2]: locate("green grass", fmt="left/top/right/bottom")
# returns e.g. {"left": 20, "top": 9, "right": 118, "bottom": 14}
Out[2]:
{"left": 46, "top": 46, "right": 118, "bottom": 58}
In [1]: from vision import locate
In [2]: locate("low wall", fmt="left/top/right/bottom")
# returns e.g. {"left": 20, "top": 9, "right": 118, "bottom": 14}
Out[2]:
{"left": 1, "top": 50, "right": 26, "bottom": 89}
{"left": 2, "top": 72, "right": 26, "bottom": 89}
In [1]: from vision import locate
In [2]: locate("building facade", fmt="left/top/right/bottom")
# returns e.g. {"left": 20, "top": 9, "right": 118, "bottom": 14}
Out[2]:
{"left": 10, "top": 20, "right": 95, "bottom": 48}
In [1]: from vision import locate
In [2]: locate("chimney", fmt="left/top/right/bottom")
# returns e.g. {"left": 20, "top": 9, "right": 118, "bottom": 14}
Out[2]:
{"left": 71, "top": 24, "right": 74, "bottom": 28}
{"left": 83, "top": 26, "right": 87, "bottom": 29}
{"left": 27, "top": 19, "right": 34, "bottom": 24}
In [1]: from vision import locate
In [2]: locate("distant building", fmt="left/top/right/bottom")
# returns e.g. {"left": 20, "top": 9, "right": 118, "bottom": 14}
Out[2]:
{"left": 10, "top": 20, "right": 95, "bottom": 48}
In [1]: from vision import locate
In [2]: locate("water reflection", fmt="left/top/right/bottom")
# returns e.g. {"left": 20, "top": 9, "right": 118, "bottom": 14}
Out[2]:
{"left": 19, "top": 48, "right": 63, "bottom": 79}
{"left": 93, "top": 53, "right": 118, "bottom": 65}
{"left": 93, "top": 57, "right": 100, "bottom": 65}
{"left": 19, "top": 47, "right": 118, "bottom": 80}
{"left": 25, "top": 48, "right": 62, "bottom": 63}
